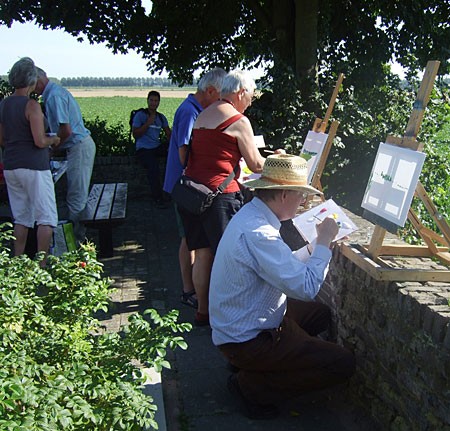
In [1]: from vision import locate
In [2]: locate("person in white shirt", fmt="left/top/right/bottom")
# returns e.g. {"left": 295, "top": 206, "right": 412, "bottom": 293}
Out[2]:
{"left": 209, "top": 154, "right": 355, "bottom": 419}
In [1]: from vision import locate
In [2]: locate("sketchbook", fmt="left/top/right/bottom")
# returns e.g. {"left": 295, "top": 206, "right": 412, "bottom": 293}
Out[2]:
{"left": 292, "top": 199, "right": 358, "bottom": 243}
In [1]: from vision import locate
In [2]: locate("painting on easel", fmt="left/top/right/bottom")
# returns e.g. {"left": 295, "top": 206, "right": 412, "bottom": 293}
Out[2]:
{"left": 361, "top": 142, "right": 426, "bottom": 227}
{"left": 300, "top": 131, "right": 328, "bottom": 184}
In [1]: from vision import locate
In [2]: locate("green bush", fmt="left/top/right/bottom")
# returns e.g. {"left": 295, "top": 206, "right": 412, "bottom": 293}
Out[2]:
{"left": 0, "top": 224, "right": 191, "bottom": 430}
{"left": 83, "top": 116, "right": 133, "bottom": 156}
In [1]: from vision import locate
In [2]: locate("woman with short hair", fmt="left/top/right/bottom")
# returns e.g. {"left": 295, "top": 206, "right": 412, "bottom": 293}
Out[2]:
{"left": 0, "top": 57, "right": 60, "bottom": 264}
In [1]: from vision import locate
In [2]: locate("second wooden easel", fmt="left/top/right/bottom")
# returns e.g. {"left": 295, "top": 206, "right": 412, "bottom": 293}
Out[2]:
{"left": 309, "top": 73, "right": 344, "bottom": 192}
{"left": 343, "top": 60, "right": 450, "bottom": 282}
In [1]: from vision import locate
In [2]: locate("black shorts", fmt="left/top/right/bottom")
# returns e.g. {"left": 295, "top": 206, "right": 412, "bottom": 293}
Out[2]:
{"left": 179, "top": 191, "right": 243, "bottom": 253}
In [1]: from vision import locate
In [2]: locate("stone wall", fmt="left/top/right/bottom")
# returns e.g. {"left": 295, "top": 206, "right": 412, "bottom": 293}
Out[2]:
{"left": 90, "top": 155, "right": 165, "bottom": 199}
{"left": 318, "top": 212, "right": 450, "bottom": 431}
{"left": 92, "top": 157, "right": 450, "bottom": 430}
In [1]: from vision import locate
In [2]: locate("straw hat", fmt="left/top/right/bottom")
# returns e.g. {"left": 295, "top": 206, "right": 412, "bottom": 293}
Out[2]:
{"left": 244, "top": 154, "right": 321, "bottom": 194}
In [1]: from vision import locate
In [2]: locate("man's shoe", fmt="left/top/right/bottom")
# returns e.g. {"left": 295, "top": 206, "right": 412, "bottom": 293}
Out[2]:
{"left": 154, "top": 199, "right": 168, "bottom": 209}
{"left": 227, "top": 374, "right": 279, "bottom": 420}
{"left": 226, "top": 362, "right": 240, "bottom": 373}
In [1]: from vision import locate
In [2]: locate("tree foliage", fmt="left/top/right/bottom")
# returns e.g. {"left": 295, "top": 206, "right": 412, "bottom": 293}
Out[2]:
{"left": 0, "top": 0, "right": 449, "bottom": 89}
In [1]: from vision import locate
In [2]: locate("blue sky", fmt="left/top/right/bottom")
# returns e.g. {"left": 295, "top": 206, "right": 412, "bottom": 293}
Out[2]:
{"left": 0, "top": 21, "right": 156, "bottom": 79}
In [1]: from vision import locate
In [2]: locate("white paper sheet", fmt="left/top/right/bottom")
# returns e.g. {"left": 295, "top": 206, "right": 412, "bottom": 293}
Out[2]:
{"left": 293, "top": 199, "right": 358, "bottom": 243}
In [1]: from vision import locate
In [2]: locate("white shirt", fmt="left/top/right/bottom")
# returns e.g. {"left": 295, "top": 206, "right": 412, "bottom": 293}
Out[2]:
{"left": 209, "top": 197, "right": 332, "bottom": 346}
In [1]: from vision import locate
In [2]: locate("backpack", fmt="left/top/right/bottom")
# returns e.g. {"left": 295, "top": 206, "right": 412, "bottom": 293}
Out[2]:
{"left": 129, "top": 108, "right": 168, "bottom": 157}
{"left": 129, "top": 107, "right": 147, "bottom": 144}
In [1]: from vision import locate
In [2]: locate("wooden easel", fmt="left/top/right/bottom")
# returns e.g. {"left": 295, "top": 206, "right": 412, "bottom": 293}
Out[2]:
{"left": 309, "top": 73, "right": 344, "bottom": 192}
{"left": 342, "top": 60, "right": 450, "bottom": 282}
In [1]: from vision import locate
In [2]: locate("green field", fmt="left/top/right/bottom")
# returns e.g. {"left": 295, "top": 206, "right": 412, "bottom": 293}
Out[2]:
{"left": 76, "top": 96, "right": 184, "bottom": 129}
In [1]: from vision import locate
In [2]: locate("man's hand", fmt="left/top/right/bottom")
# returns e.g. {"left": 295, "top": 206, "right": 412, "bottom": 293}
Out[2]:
{"left": 315, "top": 217, "right": 339, "bottom": 248}
{"left": 273, "top": 148, "right": 286, "bottom": 154}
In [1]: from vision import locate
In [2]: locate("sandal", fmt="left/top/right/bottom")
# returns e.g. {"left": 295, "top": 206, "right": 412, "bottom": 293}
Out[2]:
{"left": 181, "top": 290, "right": 198, "bottom": 309}
{"left": 194, "top": 311, "right": 210, "bottom": 327}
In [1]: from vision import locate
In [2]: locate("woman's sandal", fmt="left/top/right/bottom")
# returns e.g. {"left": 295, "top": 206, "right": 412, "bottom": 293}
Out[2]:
{"left": 180, "top": 290, "right": 198, "bottom": 309}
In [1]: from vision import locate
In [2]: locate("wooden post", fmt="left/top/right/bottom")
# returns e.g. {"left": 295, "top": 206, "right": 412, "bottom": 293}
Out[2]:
{"left": 313, "top": 73, "right": 344, "bottom": 133}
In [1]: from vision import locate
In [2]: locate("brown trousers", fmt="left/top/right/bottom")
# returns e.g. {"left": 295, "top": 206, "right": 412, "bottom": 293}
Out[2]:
{"left": 219, "top": 299, "right": 355, "bottom": 405}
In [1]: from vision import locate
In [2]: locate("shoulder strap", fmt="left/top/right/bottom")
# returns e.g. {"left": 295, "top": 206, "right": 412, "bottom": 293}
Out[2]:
{"left": 214, "top": 113, "right": 245, "bottom": 193}
{"left": 215, "top": 114, "right": 244, "bottom": 131}
{"left": 215, "top": 163, "right": 240, "bottom": 194}
{"left": 154, "top": 111, "right": 165, "bottom": 125}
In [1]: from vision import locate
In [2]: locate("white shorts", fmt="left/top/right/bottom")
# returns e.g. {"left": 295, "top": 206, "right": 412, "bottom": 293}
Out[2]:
{"left": 4, "top": 168, "right": 58, "bottom": 228}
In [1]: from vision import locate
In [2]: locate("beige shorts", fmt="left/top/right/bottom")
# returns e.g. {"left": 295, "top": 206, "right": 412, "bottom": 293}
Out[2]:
{"left": 5, "top": 168, "right": 58, "bottom": 228}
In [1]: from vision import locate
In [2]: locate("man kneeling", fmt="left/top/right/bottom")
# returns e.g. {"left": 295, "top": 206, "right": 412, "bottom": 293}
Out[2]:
{"left": 209, "top": 154, "right": 355, "bottom": 419}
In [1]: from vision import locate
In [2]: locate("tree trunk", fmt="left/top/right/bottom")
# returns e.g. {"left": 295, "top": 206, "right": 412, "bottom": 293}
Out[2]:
{"left": 271, "top": 0, "right": 296, "bottom": 65}
{"left": 294, "top": 0, "right": 319, "bottom": 98}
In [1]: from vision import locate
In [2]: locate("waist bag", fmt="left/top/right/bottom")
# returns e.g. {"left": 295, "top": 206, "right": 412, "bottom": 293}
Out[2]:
{"left": 172, "top": 113, "right": 243, "bottom": 215}
{"left": 172, "top": 168, "right": 237, "bottom": 215}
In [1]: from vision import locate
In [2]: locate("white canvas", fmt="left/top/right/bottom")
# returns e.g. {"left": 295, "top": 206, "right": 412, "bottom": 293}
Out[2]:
{"left": 300, "top": 131, "right": 329, "bottom": 184}
{"left": 361, "top": 142, "right": 426, "bottom": 227}
{"left": 254, "top": 135, "right": 266, "bottom": 148}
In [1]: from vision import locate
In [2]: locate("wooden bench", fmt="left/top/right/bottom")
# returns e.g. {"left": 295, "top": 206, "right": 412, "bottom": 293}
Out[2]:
{"left": 81, "top": 183, "right": 128, "bottom": 258}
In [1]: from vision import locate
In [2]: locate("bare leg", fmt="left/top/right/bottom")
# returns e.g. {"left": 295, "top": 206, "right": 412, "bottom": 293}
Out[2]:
{"left": 36, "top": 224, "right": 54, "bottom": 267}
{"left": 192, "top": 247, "right": 213, "bottom": 315}
{"left": 179, "top": 237, "right": 195, "bottom": 294}
{"left": 13, "top": 224, "right": 29, "bottom": 256}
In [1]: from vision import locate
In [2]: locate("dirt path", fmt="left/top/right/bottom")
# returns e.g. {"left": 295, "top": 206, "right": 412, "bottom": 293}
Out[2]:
{"left": 68, "top": 88, "right": 192, "bottom": 98}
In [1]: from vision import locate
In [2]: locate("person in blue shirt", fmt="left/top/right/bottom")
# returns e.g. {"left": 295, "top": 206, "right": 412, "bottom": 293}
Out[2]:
{"left": 132, "top": 90, "right": 171, "bottom": 208}
{"left": 35, "top": 67, "right": 96, "bottom": 244}
{"left": 162, "top": 68, "right": 226, "bottom": 310}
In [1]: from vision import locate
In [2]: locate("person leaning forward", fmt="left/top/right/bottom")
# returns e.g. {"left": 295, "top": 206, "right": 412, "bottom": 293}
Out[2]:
{"left": 34, "top": 67, "right": 96, "bottom": 244}
{"left": 209, "top": 153, "right": 356, "bottom": 419}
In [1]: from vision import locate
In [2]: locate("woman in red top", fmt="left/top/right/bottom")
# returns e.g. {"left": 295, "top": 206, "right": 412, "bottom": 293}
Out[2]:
{"left": 179, "top": 70, "right": 266, "bottom": 326}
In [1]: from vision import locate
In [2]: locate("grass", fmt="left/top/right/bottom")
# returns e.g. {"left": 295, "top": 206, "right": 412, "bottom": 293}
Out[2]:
{"left": 76, "top": 96, "right": 184, "bottom": 129}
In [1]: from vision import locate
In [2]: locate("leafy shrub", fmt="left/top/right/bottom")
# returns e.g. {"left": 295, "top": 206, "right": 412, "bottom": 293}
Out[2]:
{"left": 83, "top": 116, "right": 133, "bottom": 156}
{"left": 0, "top": 224, "right": 191, "bottom": 430}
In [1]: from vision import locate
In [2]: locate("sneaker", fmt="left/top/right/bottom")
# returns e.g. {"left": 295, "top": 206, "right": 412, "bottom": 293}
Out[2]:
{"left": 194, "top": 311, "right": 210, "bottom": 327}
{"left": 227, "top": 374, "right": 279, "bottom": 420}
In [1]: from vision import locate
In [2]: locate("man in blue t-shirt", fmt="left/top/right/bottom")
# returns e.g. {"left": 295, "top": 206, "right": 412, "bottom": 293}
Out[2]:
{"left": 35, "top": 67, "right": 96, "bottom": 244}
{"left": 133, "top": 90, "right": 171, "bottom": 208}
{"left": 162, "top": 68, "right": 226, "bottom": 311}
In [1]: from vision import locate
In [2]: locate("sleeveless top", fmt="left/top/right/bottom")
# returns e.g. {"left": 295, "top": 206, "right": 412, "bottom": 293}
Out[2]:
{"left": 0, "top": 96, "right": 50, "bottom": 171}
{"left": 185, "top": 114, "right": 244, "bottom": 193}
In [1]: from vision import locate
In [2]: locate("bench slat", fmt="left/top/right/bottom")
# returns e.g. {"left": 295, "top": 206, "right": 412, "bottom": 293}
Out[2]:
{"left": 82, "top": 184, "right": 104, "bottom": 221}
{"left": 95, "top": 183, "right": 116, "bottom": 220}
{"left": 110, "top": 183, "right": 128, "bottom": 220}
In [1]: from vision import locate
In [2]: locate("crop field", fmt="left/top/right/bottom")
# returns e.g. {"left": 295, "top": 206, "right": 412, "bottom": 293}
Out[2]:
{"left": 76, "top": 95, "right": 185, "bottom": 129}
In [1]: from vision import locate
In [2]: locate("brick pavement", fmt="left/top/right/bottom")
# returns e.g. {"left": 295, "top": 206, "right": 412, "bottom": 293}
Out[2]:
{"left": 92, "top": 196, "right": 380, "bottom": 431}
